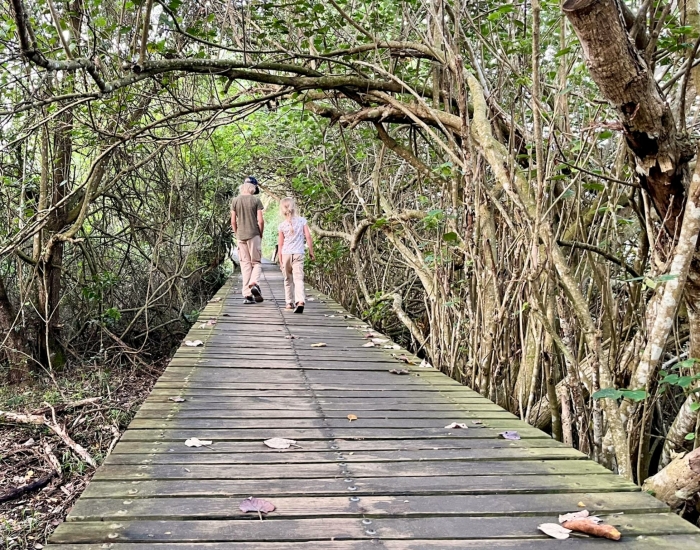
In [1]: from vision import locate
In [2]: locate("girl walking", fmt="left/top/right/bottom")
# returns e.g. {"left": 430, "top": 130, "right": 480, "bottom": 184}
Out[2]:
{"left": 278, "top": 197, "right": 315, "bottom": 313}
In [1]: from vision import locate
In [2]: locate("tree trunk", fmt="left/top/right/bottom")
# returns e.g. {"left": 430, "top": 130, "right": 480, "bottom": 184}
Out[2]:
{"left": 0, "top": 276, "right": 29, "bottom": 383}
{"left": 642, "top": 448, "right": 700, "bottom": 511}
{"left": 563, "top": 0, "right": 694, "bottom": 235}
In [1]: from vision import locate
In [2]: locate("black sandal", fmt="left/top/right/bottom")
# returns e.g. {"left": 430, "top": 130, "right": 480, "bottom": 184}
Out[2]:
{"left": 293, "top": 302, "right": 305, "bottom": 314}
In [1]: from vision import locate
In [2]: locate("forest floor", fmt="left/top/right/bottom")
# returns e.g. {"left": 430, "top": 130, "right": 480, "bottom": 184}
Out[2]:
{"left": 0, "top": 359, "right": 168, "bottom": 549}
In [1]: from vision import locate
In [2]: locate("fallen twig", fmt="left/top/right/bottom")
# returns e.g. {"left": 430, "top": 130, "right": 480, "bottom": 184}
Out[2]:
{"left": 0, "top": 407, "right": 97, "bottom": 468}
{"left": 31, "top": 397, "right": 101, "bottom": 416}
{"left": 0, "top": 472, "right": 55, "bottom": 504}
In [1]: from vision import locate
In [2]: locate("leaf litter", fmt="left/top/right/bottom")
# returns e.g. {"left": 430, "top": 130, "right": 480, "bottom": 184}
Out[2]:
{"left": 168, "top": 396, "right": 186, "bottom": 402}
{"left": 389, "top": 369, "right": 410, "bottom": 375}
{"left": 498, "top": 431, "right": 521, "bottom": 440}
{"left": 264, "top": 438, "right": 300, "bottom": 450}
{"left": 347, "top": 414, "right": 358, "bottom": 422}
{"left": 184, "top": 340, "right": 204, "bottom": 347}
{"left": 311, "top": 342, "right": 327, "bottom": 348}
{"left": 239, "top": 496, "right": 276, "bottom": 520}
{"left": 539, "top": 509, "right": 620, "bottom": 541}
{"left": 185, "top": 437, "right": 212, "bottom": 447}
{"left": 445, "top": 422, "right": 468, "bottom": 429}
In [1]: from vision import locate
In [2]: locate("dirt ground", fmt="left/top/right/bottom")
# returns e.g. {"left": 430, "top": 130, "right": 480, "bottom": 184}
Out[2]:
{"left": 0, "top": 359, "right": 168, "bottom": 549}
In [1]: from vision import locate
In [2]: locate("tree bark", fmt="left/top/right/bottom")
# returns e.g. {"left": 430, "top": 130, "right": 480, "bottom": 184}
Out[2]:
{"left": 563, "top": 0, "right": 694, "bottom": 236}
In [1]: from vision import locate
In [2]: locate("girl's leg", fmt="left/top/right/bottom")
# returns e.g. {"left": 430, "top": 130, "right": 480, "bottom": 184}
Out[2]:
{"left": 292, "top": 254, "right": 306, "bottom": 305}
{"left": 281, "top": 255, "right": 294, "bottom": 305}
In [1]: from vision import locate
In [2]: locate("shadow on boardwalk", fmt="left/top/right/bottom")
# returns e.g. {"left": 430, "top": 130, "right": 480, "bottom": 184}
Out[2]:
{"left": 47, "top": 264, "right": 700, "bottom": 548}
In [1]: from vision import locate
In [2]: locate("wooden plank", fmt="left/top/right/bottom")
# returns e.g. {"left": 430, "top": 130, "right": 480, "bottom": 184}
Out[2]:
{"left": 133, "top": 409, "right": 517, "bottom": 420}
{"left": 78, "top": 474, "right": 638, "bottom": 499}
{"left": 126, "top": 418, "right": 531, "bottom": 430}
{"left": 66, "top": 491, "right": 667, "bottom": 521}
{"left": 109, "top": 438, "right": 578, "bottom": 454}
{"left": 48, "top": 513, "right": 697, "bottom": 544}
{"left": 117, "top": 427, "right": 550, "bottom": 441}
{"left": 104, "top": 447, "right": 587, "bottom": 465}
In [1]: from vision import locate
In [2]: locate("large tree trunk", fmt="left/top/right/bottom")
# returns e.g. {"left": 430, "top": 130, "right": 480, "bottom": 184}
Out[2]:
{"left": 0, "top": 276, "right": 29, "bottom": 383}
{"left": 563, "top": 0, "right": 694, "bottom": 233}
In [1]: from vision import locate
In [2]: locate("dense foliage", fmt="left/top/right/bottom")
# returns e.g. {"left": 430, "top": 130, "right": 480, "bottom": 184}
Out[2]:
{"left": 2, "top": 0, "right": 700, "bottom": 528}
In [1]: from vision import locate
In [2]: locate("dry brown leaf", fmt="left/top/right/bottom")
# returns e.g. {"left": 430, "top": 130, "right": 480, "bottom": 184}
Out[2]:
{"left": 168, "top": 397, "right": 186, "bottom": 402}
{"left": 311, "top": 342, "right": 327, "bottom": 348}
{"left": 239, "top": 496, "right": 276, "bottom": 520}
{"left": 561, "top": 519, "right": 621, "bottom": 540}
{"left": 347, "top": 414, "right": 358, "bottom": 422}
{"left": 362, "top": 342, "right": 375, "bottom": 348}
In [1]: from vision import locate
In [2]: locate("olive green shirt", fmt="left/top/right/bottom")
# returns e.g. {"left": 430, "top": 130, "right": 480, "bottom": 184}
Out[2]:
{"left": 231, "top": 195, "right": 264, "bottom": 241}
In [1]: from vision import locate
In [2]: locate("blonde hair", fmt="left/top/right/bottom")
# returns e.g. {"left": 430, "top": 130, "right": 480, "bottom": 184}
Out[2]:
{"left": 239, "top": 182, "right": 257, "bottom": 195}
{"left": 280, "top": 197, "right": 298, "bottom": 234}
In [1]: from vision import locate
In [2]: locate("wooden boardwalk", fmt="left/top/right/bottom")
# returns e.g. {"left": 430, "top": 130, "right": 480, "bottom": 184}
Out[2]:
{"left": 48, "top": 264, "right": 700, "bottom": 548}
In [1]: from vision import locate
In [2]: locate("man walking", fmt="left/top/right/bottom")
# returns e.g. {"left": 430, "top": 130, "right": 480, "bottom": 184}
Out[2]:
{"left": 231, "top": 179, "right": 265, "bottom": 304}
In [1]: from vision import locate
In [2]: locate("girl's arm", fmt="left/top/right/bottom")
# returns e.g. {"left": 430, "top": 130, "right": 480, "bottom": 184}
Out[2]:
{"left": 303, "top": 224, "right": 315, "bottom": 260}
{"left": 277, "top": 230, "right": 285, "bottom": 264}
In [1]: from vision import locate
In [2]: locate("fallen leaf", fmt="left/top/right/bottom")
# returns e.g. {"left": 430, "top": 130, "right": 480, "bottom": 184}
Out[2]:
{"left": 538, "top": 523, "right": 571, "bottom": 540}
{"left": 285, "top": 335, "right": 297, "bottom": 340}
{"left": 239, "top": 496, "right": 276, "bottom": 520}
{"left": 185, "top": 437, "right": 212, "bottom": 447}
{"left": 577, "top": 501, "right": 586, "bottom": 507}
{"left": 561, "top": 519, "right": 621, "bottom": 540}
{"left": 264, "top": 438, "right": 299, "bottom": 449}
{"left": 559, "top": 510, "right": 590, "bottom": 523}
{"left": 419, "top": 359, "right": 433, "bottom": 368}
{"left": 185, "top": 340, "right": 203, "bottom": 347}
{"left": 389, "top": 369, "right": 410, "bottom": 375}
{"left": 311, "top": 342, "right": 327, "bottom": 348}
{"left": 362, "top": 342, "right": 376, "bottom": 348}
{"left": 392, "top": 354, "right": 413, "bottom": 364}
{"left": 472, "top": 420, "right": 483, "bottom": 425}
{"left": 168, "top": 397, "right": 186, "bottom": 402}
{"left": 209, "top": 297, "right": 221, "bottom": 302}
{"left": 347, "top": 414, "right": 358, "bottom": 422}
{"left": 372, "top": 338, "right": 389, "bottom": 344}
{"left": 22, "top": 438, "right": 35, "bottom": 447}
{"left": 307, "top": 297, "right": 315, "bottom": 301}
{"left": 206, "top": 319, "right": 217, "bottom": 326}
{"left": 445, "top": 422, "right": 468, "bottom": 429}
{"left": 364, "top": 333, "right": 377, "bottom": 339}
{"left": 198, "top": 323, "right": 207, "bottom": 329}
{"left": 499, "top": 431, "right": 521, "bottom": 440}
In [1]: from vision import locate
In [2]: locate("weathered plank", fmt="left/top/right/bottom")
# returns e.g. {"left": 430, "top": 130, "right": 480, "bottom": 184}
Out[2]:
{"left": 67, "top": 492, "right": 667, "bottom": 521}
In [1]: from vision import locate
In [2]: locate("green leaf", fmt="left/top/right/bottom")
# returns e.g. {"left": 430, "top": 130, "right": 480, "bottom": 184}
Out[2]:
{"left": 690, "top": 402, "right": 700, "bottom": 412}
{"left": 685, "top": 432, "right": 696, "bottom": 441}
{"left": 598, "top": 130, "right": 613, "bottom": 139}
{"left": 583, "top": 182, "right": 605, "bottom": 192}
{"left": 592, "top": 388, "right": 623, "bottom": 400}
{"left": 620, "top": 389, "right": 647, "bottom": 401}
{"left": 442, "top": 231, "right": 459, "bottom": 243}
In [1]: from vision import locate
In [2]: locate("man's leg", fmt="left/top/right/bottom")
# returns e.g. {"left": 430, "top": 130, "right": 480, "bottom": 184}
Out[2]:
{"left": 238, "top": 240, "right": 253, "bottom": 297}
{"left": 249, "top": 235, "right": 262, "bottom": 287}
{"left": 292, "top": 254, "right": 306, "bottom": 305}
{"left": 282, "top": 254, "right": 294, "bottom": 305}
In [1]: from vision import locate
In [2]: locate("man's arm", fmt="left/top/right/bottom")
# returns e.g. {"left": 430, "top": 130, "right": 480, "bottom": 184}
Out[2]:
{"left": 231, "top": 210, "right": 237, "bottom": 234}
{"left": 257, "top": 209, "right": 265, "bottom": 236}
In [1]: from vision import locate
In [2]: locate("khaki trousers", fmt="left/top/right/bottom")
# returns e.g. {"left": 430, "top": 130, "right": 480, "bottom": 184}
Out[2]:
{"left": 238, "top": 235, "right": 262, "bottom": 297}
{"left": 281, "top": 253, "right": 305, "bottom": 305}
